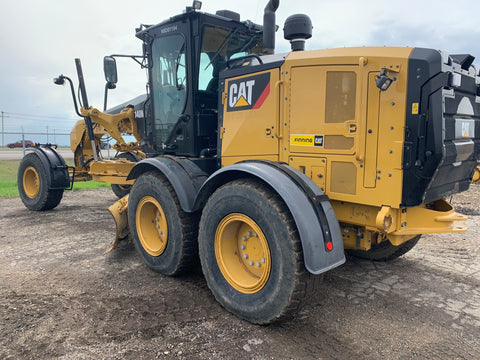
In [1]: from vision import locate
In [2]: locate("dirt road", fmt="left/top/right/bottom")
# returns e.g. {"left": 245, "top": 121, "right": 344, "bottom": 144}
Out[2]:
{"left": 0, "top": 186, "right": 479, "bottom": 359}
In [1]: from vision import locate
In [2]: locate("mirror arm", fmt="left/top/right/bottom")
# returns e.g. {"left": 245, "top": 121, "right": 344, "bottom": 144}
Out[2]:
{"left": 55, "top": 75, "right": 82, "bottom": 117}
{"left": 103, "top": 82, "right": 116, "bottom": 111}
{"left": 108, "top": 54, "right": 146, "bottom": 68}
{"left": 103, "top": 82, "right": 109, "bottom": 112}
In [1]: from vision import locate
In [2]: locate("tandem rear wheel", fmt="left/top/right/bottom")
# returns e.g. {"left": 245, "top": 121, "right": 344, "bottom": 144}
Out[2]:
{"left": 128, "top": 172, "right": 198, "bottom": 276}
{"left": 18, "top": 152, "right": 64, "bottom": 211}
{"left": 198, "top": 179, "right": 322, "bottom": 324}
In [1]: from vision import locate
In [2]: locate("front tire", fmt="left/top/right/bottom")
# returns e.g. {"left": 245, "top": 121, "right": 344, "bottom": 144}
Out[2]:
{"left": 128, "top": 172, "right": 198, "bottom": 276}
{"left": 18, "top": 152, "right": 63, "bottom": 211}
{"left": 199, "top": 179, "right": 320, "bottom": 324}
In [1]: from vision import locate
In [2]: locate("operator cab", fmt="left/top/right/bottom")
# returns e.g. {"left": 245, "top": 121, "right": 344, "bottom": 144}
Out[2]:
{"left": 135, "top": 4, "right": 263, "bottom": 168}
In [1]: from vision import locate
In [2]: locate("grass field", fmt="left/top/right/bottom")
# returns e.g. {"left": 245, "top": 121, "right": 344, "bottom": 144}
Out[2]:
{"left": 0, "top": 159, "right": 110, "bottom": 198}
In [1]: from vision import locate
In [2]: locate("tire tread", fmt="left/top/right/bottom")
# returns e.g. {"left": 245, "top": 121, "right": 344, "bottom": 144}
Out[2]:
{"left": 130, "top": 172, "right": 198, "bottom": 275}
{"left": 18, "top": 153, "right": 64, "bottom": 211}
{"left": 200, "top": 178, "right": 322, "bottom": 324}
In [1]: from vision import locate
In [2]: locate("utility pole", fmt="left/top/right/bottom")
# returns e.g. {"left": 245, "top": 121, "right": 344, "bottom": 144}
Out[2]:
{"left": 22, "top": 128, "right": 25, "bottom": 156}
{"left": 1, "top": 111, "right": 4, "bottom": 148}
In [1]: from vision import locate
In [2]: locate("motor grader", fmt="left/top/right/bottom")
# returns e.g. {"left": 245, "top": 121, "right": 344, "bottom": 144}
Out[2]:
{"left": 18, "top": 0, "right": 480, "bottom": 323}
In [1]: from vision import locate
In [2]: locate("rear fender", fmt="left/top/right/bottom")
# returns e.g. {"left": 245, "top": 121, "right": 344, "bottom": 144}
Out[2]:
{"left": 194, "top": 160, "right": 346, "bottom": 275}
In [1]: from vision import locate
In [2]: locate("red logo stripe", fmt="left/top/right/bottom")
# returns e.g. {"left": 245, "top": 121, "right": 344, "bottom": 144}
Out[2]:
{"left": 252, "top": 82, "right": 270, "bottom": 109}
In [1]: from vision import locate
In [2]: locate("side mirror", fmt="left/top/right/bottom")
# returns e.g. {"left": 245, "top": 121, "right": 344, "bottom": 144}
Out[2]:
{"left": 103, "top": 56, "right": 118, "bottom": 111}
{"left": 103, "top": 56, "right": 118, "bottom": 84}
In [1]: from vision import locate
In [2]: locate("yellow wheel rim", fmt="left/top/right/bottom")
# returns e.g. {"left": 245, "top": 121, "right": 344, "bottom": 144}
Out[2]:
{"left": 23, "top": 166, "right": 40, "bottom": 198}
{"left": 215, "top": 213, "right": 271, "bottom": 294}
{"left": 136, "top": 196, "right": 168, "bottom": 256}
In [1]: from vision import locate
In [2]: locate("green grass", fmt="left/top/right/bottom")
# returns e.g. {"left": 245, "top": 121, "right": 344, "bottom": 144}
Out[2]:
{"left": 0, "top": 160, "right": 21, "bottom": 197}
{"left": 72, "top": 181, "right": 111, "bottom": 191}
{"left": 0, "top": 159, "right": 110, "bottom": 198}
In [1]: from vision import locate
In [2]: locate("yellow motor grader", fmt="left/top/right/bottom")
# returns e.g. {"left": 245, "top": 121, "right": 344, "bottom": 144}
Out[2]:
{"left": 18, "top": 0, "right": 480, "bottom": 323}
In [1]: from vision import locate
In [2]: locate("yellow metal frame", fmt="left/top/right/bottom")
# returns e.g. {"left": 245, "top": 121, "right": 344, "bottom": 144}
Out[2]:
{"left": 334, "top": 199, "right": 466, "bottom": 250}
{"left": 89, "top": 160, "right": 135, "bottom": 185}
{"left": 80, "top": 106, "right": 142, "bottom": 152}
{"left": 68, "top": 106, "right": 146, "bottom": 187}
{"left": 220, "top": 47, "right": 467, "bottom": 251}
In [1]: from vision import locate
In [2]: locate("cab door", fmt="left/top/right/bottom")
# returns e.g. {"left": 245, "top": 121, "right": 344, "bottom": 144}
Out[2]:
{"left": 150, "top": 33, "right": 188, "bottom": 149}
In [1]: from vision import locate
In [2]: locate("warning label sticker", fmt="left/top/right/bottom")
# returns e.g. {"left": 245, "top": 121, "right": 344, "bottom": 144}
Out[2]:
{"left": 412, "top": 102, "right": 419, "bottom": 115}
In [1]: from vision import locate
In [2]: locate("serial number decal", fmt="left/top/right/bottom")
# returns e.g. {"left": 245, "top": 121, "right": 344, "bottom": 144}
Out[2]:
{"left": 412, "top": 102, "right": 419, "bottom": 115}
{"left": 290, "top": 134, "right": 324, "bottom": 147}
{"left": 160, "top": 25, "right": 178, "bottom": 34}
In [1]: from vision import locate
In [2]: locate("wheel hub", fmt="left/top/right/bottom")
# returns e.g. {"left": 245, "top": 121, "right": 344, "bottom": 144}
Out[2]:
{"left": 23, "top": 166, "right": 40, "bottom": 198}
{"left": 215, "top": 213, "right": 271, "bottom": 294}
{"left": 136, "top": 196, "right": 168, "bottom": 256}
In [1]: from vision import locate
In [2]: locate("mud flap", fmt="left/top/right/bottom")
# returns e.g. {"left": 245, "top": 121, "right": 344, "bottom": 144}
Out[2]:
{"left": 105, "top": 195, "right": 129, "bottom": 254}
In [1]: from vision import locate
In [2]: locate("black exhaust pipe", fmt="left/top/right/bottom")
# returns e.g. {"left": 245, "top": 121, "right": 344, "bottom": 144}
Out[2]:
{"left": 263, "top": 0, "right": 279, "bottom": 55}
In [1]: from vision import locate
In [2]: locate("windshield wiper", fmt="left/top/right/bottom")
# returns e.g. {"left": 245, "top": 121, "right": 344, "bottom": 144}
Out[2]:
{"left": 204, "top": 28, "right": 238, "bottom": 70}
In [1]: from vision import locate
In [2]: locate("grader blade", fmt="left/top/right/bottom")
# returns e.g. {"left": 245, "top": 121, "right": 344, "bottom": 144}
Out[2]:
{"left": 105, "top": 195, "right": 130, "bottom": 254}
{"left": 473, "top": 162, "right": 480, "bottom": 184}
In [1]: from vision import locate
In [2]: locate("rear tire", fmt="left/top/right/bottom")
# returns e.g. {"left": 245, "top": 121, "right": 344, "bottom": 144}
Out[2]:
{"left": 346, "top": 235, "right": 421, "bottom": 261}
{"left": 18, "top": 153, "right": 63, "bottom": 211}
{"left": 199, "top": 179, "right": 321, "bottom": 324}
{"left": 128, "top": 172, "right": 198, "bottom": 276}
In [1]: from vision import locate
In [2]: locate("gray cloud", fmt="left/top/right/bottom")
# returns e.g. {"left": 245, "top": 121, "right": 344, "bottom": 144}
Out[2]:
{"left": 1, "top": 0, "right": 480, "bottom": 145}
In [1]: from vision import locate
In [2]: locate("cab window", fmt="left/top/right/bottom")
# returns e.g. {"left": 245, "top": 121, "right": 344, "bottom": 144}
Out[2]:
{"left": 151, "top": 34, "right": 187, "bottom": 144}
{"left": 198, "top": 25, "right": 262, "bottom": 93}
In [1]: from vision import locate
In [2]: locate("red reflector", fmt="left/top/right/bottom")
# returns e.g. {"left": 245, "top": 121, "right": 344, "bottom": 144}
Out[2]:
{"left": 326, "top": 242, "right": 333, "bottom": 251}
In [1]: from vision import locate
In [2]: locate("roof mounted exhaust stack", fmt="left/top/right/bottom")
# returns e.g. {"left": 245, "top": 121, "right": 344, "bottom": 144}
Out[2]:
{"left": 283, "top": 14, "right": 312, "bottom": 52}
{"left": 263, "top": 0, "right": 279, "bottom": 55}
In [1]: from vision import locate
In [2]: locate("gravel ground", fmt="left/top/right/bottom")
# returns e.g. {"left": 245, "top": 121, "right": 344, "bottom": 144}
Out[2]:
{"left": 0, "top": 186, "right": 479, "bottom": 359}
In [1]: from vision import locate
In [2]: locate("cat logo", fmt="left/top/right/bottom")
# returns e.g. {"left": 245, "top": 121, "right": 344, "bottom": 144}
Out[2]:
{"left": 227, "top": 73, "right": 270, "bottom": 112}
{"left": 291, "top": 134, "right": 324, "bottom": 147}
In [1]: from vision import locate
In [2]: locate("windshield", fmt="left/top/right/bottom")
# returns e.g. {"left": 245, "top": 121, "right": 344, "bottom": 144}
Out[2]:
{"left": 198, "top": 26, "right": 262, "bottom": 91}
{"left": 151, "top": 34, "right": 187, "bottom": 145}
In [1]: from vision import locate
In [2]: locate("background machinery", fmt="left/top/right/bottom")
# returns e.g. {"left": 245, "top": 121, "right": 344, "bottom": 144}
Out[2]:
{"left": 17, "top": 0, "right": 480, "bottom": 323}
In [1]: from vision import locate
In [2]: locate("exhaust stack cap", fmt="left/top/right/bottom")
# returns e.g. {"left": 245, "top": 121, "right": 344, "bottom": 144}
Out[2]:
{"left": 283, "top": 14, "right": 312, "bottom": 52}
{"left": 263, "top": 0, "right": 280, "bottom": 55}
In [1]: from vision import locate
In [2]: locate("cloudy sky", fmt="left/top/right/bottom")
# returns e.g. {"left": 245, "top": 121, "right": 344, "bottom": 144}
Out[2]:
{"left": 1, "top": 0, "right": 480, "bottom": 145}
